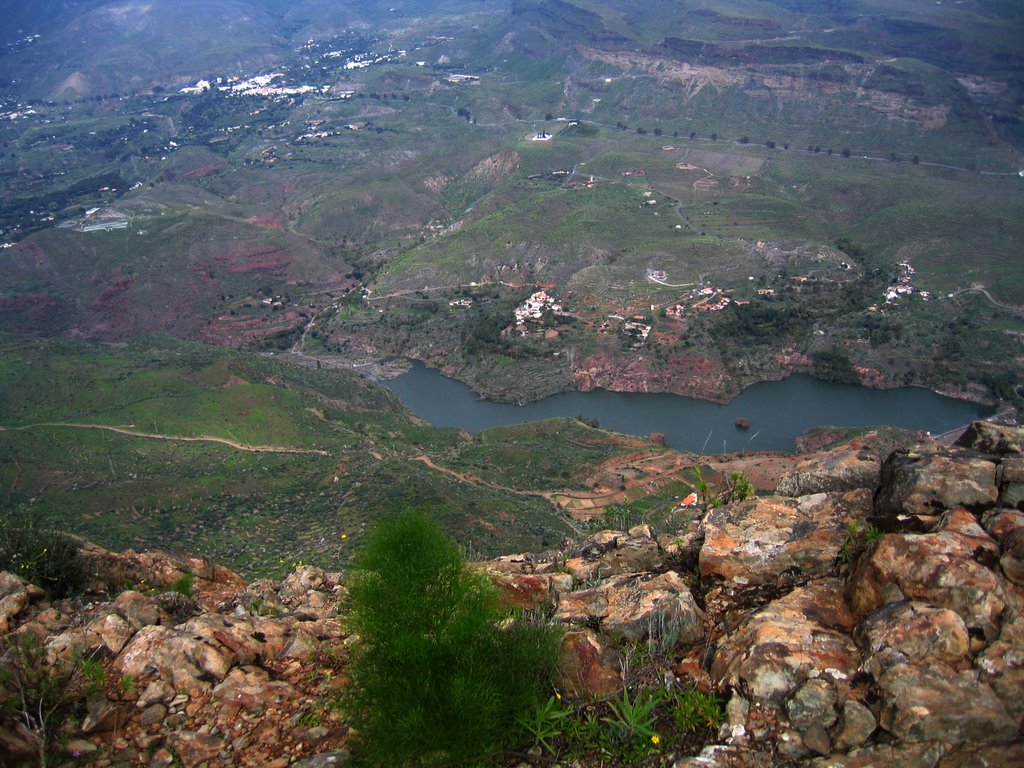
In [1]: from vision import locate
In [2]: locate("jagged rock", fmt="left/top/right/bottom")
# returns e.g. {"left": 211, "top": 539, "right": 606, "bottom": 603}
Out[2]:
{"left": 700, "top": 491, "right": 870, "bottom": 591}
{"left": 984, "top": 509, "right": 1024, "bottom": 584}
{"left": 165, "top": 731, "right": 225, "bottom": 768}
{"left": 802, "top": 722, "right": 832, "bottom": 756}
{"left": 212, "top": 665, "right": 299, "bottom": 722}
{"left": 485, "top": 571, "right": 572, "bottom": 610}
{"left": 79, "top": 544, "right": 244, "bottom": 606}
{"left": 787, "top": 678, "right": 837, "bottom": 730}
{"left": 877, "top": 663, "right": 1017, "bottom": 743}
{"left": 849, "top": 509, "right": 1005, "bottom": 641}
{"left": 834, "top": 699, "right": 877, "bottom": 751}
{"left": 114, "top": 590, "right": 160, "bottom": 628}
{"left": 873, "top": 448, "right": 998, "bottom": 529}
{"left": 809, "top": 742, "right": 948, "bottom": 767}
{"left": 777, "top": 728, "right": 811, "bottom": 760}
{"left": 672, "top": 744, "right": 757, "bottom": 767}
{"left": 85, "top": 612, "right": 136, "bottom": 655}
{"left": 712, "top": 579, "right": 860, "bottom": 706}
{"left": 776, "top": 448, "right": 881, "bottom": 497}
{"left": 565, "top": 528, "right": 664, "bottom": 579}
{"left": 0, "top": 571, "right": 44, "bottom": 633}
{"left": 998, "top": 457, "right": 1024, "bottom": 511}
{"left": 81, "top": 697, "right": 130, "bottom": 734}
{"left": 139, "top": 703, "right": 167, "bottom": 726}
{"left": 555, "top": 570, "right": 703, "bottom": 644}
{"left": 954, "top": 421, "right": 1024, "bottom": 456}
{"left": 976, "top": 605, "right": 1024, "bottom": 722}
{"left": 279, "top": 565, "right": 344, "bottom": 601}
{"left": 558, "top": 628, "right": 622, "bottom": 698}
{"left": 137, "top": 679, "right": 175, "bottom": 708}
{"left": 855, "top": 601, "right": 971, "bottom": 678}
{"left": 937, "top": 742, "right": 1024, "bottom": 766}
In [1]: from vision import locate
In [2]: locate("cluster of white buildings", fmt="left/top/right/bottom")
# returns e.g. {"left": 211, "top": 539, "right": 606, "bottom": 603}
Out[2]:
{"left": 884, "top": 262, "right": 929, "bottom": 303}
{"left": 181, "top": 74, "right": 330, "bottom": 98}
{"left": 514, "top": 291, "right": 563, "bottom": 323}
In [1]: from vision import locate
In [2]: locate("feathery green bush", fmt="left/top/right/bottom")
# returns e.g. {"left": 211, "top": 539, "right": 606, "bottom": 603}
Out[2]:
{"left": 344, "top": 508, "right": 563, "bottom": 766}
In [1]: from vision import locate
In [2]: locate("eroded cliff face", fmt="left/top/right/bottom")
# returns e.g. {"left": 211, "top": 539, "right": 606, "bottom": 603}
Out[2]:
{"left": 2, "top": 421, "right": 1023, "bottom": 767}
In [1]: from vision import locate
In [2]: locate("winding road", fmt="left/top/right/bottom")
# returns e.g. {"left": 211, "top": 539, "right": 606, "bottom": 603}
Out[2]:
{"left": 0, "top": 422, "right": 329, "bottom": 455}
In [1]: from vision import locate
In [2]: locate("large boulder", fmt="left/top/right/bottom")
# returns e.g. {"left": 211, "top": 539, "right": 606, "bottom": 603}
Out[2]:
{"left": 712, "top": 579, "right": 860, "bottom": 706}
{"left": 876, "top": 663, "right": 1017, "bottom": 743}
{"left": 849, "top": 509, "right": 1005, "bottom": 641}
{"left": 558, "top": 629, "right": 623, "bottom": 699}
{"left": 554, "top": 570, "right": 703, "bottom": 644}
{"left": 855, "top": 601, "right": 971, "bottom": 678}
{"left": 873, "top": 449, "right": 998, "bottom": 529}
{"left": 700, "top": 491, "right": 870, "bottom": 592}
{"left": 999, "top": 457, "right": 1024, "bottom": 510}
{"left": 776, "top": 448, "right": 881, "bottom": 497}
{"left": 975, "top": 603, "right": 1024, "bottom": 723}
{"left": 0, "top": 571, "right": 45, "bottom": 633}
{"left": 564, "top": 527, "right": 664, "bottom": 581}
{"left": 954, "top": 421, "right": 1024, "bottom": 456}
{"left": 984, "top": 509, "right": 1024, "bottom": 584}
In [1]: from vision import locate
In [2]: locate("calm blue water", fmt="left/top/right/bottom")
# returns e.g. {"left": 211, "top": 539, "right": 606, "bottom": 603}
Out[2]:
{"left": 384, "top": 365, "right": 991, "bottom": 453}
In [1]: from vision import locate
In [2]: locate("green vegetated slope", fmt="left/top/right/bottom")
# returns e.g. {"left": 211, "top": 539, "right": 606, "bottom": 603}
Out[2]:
{"left": 1, "top": 0, "right": 1023, "bottom": 414}
{"left": 0, "top": 334, "right": 647, "bottom": 575}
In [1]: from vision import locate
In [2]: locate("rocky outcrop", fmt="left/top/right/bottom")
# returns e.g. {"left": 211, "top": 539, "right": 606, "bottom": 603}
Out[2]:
{"left": 776, "top": 446, "right": 881, "bottom": 497}
{"left": 700, "top": 490, "right": 870, "bottom": 593}
{"left": 3, "top": 420, "right": 1023, "bottom": 767}
{"left": 0, "top": 560, "right": 349, "bottom": 767}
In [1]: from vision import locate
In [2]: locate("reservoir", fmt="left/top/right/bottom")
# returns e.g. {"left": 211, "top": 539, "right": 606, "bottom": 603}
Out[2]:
{"left": 384, "top": 365, "right": 992, "bottom": 453}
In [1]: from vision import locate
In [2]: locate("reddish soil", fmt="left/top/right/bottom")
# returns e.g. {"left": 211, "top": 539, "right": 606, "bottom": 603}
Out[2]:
{"left": 179, "top": 162, "right": 226, "bottom": 180}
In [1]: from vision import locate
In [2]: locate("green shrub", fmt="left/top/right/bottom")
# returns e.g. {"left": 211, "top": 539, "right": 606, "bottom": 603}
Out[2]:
{"left": 672, "top": 686, "right": 724, "bottom": 733}
{"left": 169, "top": 573, "right": 194, "bottom": 598}
{"left": 0, "top": 509, "right": 86, "bottom": 598}
{"left": 344, "top": 508, "right": 563, "bottom": 766}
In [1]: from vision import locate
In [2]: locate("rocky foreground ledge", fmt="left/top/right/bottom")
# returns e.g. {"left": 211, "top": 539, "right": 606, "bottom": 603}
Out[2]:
{"left": 2, "top": 421, "right": 1023, "bottom": 767}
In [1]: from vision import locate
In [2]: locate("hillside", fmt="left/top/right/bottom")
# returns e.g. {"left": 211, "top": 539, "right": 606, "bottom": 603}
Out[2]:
{"left": 1, "top": 420, "right": 1022, "bottom": 765}
{"left": 1, "top": 334, "right": 649, "bottom": 573}
{"left": 0, "top": 0, "right": 1021, "bottom": 411}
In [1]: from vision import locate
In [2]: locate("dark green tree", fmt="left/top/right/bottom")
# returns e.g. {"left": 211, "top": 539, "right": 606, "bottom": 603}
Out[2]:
{"left": 344, "top": 509, "right": 563, "bottom": 766}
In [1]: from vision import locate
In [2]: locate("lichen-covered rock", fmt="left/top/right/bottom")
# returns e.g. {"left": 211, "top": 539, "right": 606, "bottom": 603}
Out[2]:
{"left": 876, "top": 663, "right": 1017, "bottom": 743}
{"left": 114, "top": 589, "right": 160, "bottom": 628}
{"left": 937, "top": 742, "right": 1024, "bottom": 766}
{"left": 975, "top": 605, "right": 1024, "bottom": 723}
{"left": 984, "top": 509, "right": 1024, "bottom": 584}
{"left": 776, "top": 448, "right": 881, "bottom": 497}
{"left": 85, "top": 612, "right": 136, "bottom": 655}
{"left": 954, "top": 421, "right": 1024, "bottom": 456}
{"left": 873, "top": 449, "right": 998, "bottom": 528}
{"left": 1000, "top": 457, "right": 1024, "bottom": 510}
{"left": 809, "top": 742, "right": 948, "bottom": 768}
{"left": 712, "top": 579, "right": 860, "bottom": 706}
{"left": 849, "top": 509, "right": 1005, "bottom": 641}
{"left": 834, "top": 699, "right": 877, "bottom": 751}
{"left": 0, "top": 571, "right": 45, "bottom": 633}
{"left": 700, "top": 491, "right": 870, "bottom": 591}
{"left": 558, "top": 628, "right": 622, "bottom": 698}
{"left": 555, "top": 570, "right": 703, "bottom": 644}
{"left": 165, "top": 730, "right": 225, "bottom": 768}
{"left": 484, "top": 570, "right": 573, "bottom": 610}
{"left": 565, "top": 528, "right": 664, "bottom": 579}
{"left": 855, "top": 601, "right": 971, "bottom": 677}
{"left": 786, "top": 678, "right": 838, "bottom": 729}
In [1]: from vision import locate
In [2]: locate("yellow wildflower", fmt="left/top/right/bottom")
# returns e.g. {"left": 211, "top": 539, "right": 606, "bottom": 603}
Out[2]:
{"left": 651, "top": 734, "right": 661, "bottom": 746}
